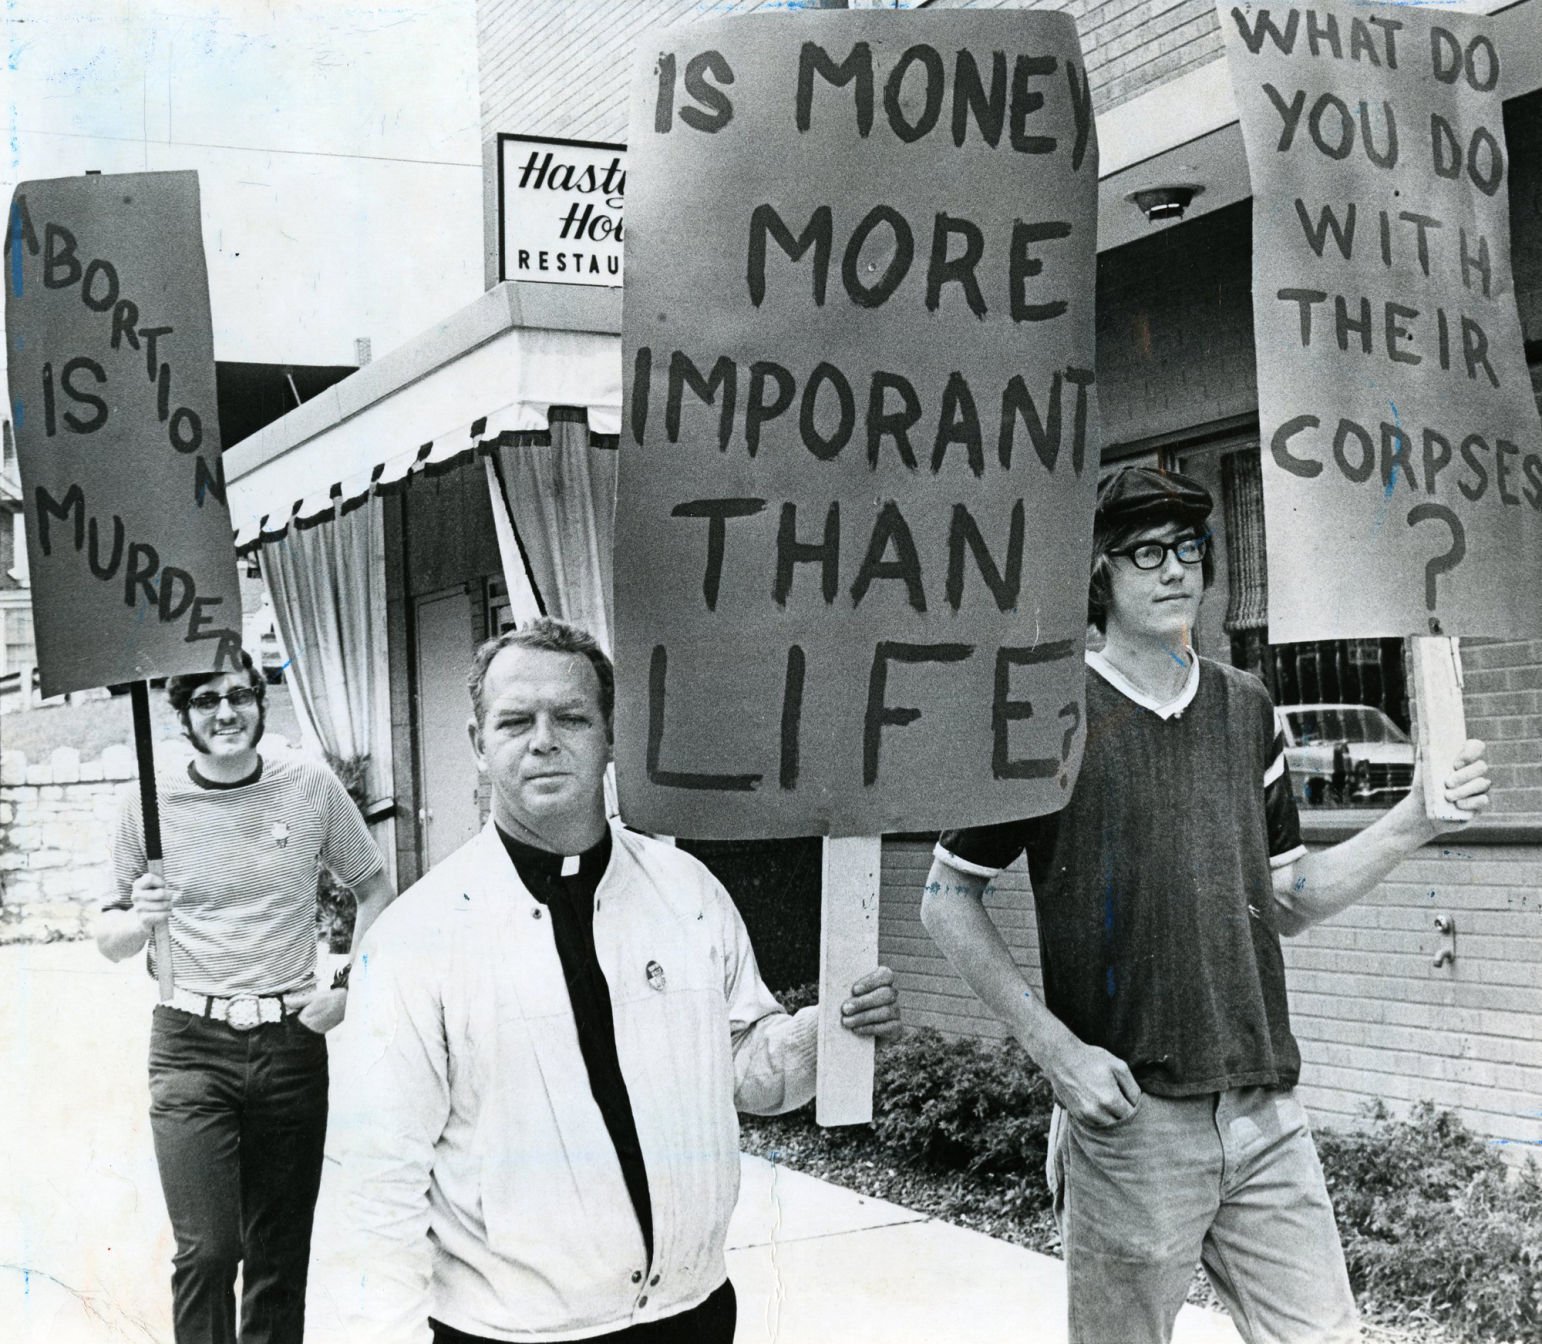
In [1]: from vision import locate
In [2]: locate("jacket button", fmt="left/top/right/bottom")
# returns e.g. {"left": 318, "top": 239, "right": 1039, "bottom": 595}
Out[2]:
{"left": 630, "top": 1271, "right": 642, "bottom": 1284}
{"left": 638, "top": 1296, "right": 648, "bottom": 1308}
{"left": 650, "top": 1275, "right": 660, "bottom": 1286}
{"left": 531, "top": 908, "right": 543, "bottom": 920}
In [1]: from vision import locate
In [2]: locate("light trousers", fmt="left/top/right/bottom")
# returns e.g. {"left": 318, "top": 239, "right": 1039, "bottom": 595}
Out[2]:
{"left": 1049, "top": 1086, "right": 1359, "bottom": 1344}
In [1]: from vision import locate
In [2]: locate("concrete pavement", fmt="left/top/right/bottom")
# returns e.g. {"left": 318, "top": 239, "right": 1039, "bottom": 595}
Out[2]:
{"left": 2, "top": 941, "right": 1243, "bottom": 1343}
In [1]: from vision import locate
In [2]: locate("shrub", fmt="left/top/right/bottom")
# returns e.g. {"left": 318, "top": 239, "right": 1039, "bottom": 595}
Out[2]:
{"left": 774, "top": 981, "right": 820, "bottom": 1016}
{"left": 1316, "top": 1101, "right": 1542, "bottom": 1339}
{"left": 873, "top": 1027, "right": 1055, "bottom": 1184}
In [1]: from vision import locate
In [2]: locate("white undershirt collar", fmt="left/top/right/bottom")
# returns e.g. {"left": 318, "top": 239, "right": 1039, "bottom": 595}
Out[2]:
{"left": 1086, "top": 647, "right": 1200, "bottom": 720}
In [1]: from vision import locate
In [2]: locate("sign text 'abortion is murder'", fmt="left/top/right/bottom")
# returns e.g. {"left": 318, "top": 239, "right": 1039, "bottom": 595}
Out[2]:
{"left": 616, "top": 11, "right": 1100, "bottom": 838}
{"left": 1222, "top": 1, "right": 1542, "bottom": 641}
{"left": 5, "top": 172, "right": 243, "bottom": 696}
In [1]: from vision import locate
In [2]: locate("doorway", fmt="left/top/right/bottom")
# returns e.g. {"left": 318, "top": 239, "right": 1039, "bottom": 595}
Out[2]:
{"left": 414, "top": 587, "right": 482, "bottom": 866}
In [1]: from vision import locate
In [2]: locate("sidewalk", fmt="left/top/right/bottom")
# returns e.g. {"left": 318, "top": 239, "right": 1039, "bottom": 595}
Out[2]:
{"left": 2, "top": 942, "right": 1242, "bottom": 1343}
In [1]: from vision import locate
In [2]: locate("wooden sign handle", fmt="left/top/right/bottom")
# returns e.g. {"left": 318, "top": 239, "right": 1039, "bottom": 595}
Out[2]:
{"left": 1410, "top": 636, "right": 1469, "bottom": 827}
{"left": 130, "top": 682, "right": 175, "bottom": 1001}
{"left": 816, "top": 835, "right": 880, "bottom": 1127}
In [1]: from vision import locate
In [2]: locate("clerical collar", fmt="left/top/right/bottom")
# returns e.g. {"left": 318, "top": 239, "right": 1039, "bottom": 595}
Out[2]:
{"left": 495, "top": 823, "right": 611, "bottom": 880}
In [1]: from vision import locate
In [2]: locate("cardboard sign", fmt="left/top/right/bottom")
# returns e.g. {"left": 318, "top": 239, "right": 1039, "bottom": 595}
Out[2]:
{"left": 4, "top": 172, "right": 244, "bottom": 696}
{"left": 498, "top": 134, "right": 626, "bottom": 286}
{"left": 615, "top": 10, "right": 1100, "bottom": 839}
{"left": 1222, "top": 1, "right": 1542, "bottom": 641}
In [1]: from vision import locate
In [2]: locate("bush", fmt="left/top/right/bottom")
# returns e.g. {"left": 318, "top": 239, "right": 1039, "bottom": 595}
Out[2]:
{"left": 774, "top": 981, "right": 820, "bottom": 1016}
{"left": 1317, "top": 1101, "right": 1542, "bottom": 1340}
{"left": 316, "top": 752, "right": 371, "bottom": 953}
{"left": 873, "top": 1027, "right": 1055, "bottom": 1184}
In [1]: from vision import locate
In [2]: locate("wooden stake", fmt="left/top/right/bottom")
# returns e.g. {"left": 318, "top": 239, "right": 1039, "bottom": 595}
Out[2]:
{"left": 130, "top": 682, "right": 175, "bottom": 1001}
{"left": 1410, "top": 636, "right": 1469, "bottom": 827}
{"left": 817, "top": 835, "right": 880, "bottom": 1127}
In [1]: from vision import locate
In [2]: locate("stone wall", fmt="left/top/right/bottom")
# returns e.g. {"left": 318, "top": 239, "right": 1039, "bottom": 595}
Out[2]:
{"left": 0, "top": 747, "right": 138, "bottom": 941}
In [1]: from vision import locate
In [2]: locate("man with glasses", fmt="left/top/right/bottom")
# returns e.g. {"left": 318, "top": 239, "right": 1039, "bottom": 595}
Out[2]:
{"left": 96, "top": 652, "right": 396, "bottom": 1344}
{"left": 921, "top": 466, "right": 1491, "bottom": 1344}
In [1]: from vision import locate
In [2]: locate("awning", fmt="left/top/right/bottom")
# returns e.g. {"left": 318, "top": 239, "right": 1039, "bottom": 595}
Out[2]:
{"left": 224, "top": 282, "right": 622, "bottom": 549}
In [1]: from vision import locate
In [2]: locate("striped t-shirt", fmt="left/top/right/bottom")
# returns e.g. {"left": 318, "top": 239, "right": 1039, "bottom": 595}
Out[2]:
{"left": 109, "top": 754, "right": 383, "bottom": 997}
{"left": 937, "top": 651, "right": 1307, "bottom": 1097}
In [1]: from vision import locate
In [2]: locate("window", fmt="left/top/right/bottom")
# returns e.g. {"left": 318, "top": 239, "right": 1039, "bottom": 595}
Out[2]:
{"left": 1167, "top": 439, "right": 1413, "bottom": 812}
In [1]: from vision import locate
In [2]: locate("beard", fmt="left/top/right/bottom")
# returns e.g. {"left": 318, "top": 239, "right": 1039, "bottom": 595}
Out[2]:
{"left": 184, "top": 705, "right": 267, "bottom": 755}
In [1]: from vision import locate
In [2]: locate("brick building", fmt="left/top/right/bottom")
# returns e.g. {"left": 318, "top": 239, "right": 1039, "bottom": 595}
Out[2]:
{"left": 226, "top": 0, "right": 1542, "bottom": 1151}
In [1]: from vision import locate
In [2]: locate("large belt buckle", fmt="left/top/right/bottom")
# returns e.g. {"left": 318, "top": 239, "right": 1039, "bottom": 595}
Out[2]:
{"left": 225, "top": 996, "right": 262, "bottom": 1031}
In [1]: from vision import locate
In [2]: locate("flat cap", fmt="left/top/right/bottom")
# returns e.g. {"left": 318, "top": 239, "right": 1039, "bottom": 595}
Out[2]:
{"left": 1095, "top": 466, "right": 1213, "bottom": 529}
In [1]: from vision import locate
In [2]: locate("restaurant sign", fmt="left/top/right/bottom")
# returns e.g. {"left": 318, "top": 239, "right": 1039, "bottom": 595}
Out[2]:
{"left": 497, "top": 133, "right": 626, "bottom": 287}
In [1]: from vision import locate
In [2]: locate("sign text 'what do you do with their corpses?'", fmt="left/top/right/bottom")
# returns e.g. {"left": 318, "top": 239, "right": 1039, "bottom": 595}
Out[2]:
{"left": 615, "top": 11, "right": 1102, "bottom": 840}
{"left": 1222, "top": 1, "right": 1542, "bottom": 642}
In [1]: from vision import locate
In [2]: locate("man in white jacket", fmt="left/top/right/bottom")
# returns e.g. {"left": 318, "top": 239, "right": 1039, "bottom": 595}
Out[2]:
{"left": 329, "top": 618, "right": 900, "bottom": 1343}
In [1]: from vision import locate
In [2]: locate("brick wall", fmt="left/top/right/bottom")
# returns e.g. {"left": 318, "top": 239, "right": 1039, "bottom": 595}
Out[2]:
{"left": 1461, "top": 639, "right": 1542, "bottom": 817}
{"left": 478, "top": 0, "right": 1226, "bottom": 163}
{"left": 880, "top": 838, "right": 1542, "bottom": 1152}
{"left": 0, "top": 746, "right": 139, "bottom": 940}
{"left": 475, "top": 0, "right": 1231, "bottom": 286}
{"left": 927, "top": 0, "right": 1223, "bottom": 112}
{"left": 1282, "top": 843, "right": 1542, "bottom": 1149}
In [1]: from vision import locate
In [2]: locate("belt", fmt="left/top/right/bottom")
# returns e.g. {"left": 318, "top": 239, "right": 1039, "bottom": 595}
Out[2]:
{"left": 166, "top": 989, "right": 296, "bottom": 1031}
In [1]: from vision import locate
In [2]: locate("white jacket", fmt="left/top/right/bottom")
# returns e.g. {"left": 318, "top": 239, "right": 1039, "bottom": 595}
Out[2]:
{"left": 327, "top": 821, "right": 819, "bottom": 1342}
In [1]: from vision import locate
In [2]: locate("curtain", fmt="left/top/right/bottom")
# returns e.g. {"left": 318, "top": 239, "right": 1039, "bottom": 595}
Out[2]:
{"left": 485, "top": 408, "right": 619, "bottom": 816}
{"left": 483, "top": 456, "right": 545, "bottom": 631}
{"left": 489, "top": 408, "right": 617, "bottom": 654}
{"left": 261, "top": 495, "right": 395, "bottom": 879}
{"left": 1222, "top": 449, "right": 1269, "bottom": 633}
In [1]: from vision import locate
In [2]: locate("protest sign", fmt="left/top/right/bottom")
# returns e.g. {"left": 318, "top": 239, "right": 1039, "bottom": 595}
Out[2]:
{"left": 5, "top": 171, "right": 244, "bottom": 697}
{"left": 1221, "top": 1, "right": 1542, "bottom": 641}
{"left": 498, "top": 133, "right": 626, "bottom": 286}
{"left": 615, "top": 10, "right": 1100, "bottom": 838}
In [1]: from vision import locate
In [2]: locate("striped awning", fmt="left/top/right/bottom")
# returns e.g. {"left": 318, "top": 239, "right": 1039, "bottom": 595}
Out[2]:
{"left": 225, "top": 307, "right": 621, "bottom": 550}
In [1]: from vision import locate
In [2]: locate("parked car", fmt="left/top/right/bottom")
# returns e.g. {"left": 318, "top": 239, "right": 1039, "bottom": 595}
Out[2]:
{"left": 1277, "top": 704, "right": 1415, "bottom": 807}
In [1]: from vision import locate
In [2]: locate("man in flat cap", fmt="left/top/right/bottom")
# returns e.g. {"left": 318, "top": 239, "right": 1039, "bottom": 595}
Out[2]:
{"left": 921, "top": 466, "right": 1491, "bottom": 1344}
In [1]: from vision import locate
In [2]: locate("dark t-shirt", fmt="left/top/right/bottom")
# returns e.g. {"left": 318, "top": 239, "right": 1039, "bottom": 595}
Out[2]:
{"left": 937, "top": 653, "right": 1307, "bottom": 1097}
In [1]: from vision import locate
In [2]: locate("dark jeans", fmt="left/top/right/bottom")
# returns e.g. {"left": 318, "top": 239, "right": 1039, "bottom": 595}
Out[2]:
{"left": 430, "top": 1279, "right": 737, "bottom": 1344}
{"left": 147, "top": 1006, "right": 329, "bottom": 1344}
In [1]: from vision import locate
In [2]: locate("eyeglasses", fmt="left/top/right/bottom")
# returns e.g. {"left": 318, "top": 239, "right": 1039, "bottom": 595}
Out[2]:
{"left": 1109, "top": 534, "right": 1209, "bottom": 570}
{"left": 188, "top": 687, "right": 261, "bottom": 713}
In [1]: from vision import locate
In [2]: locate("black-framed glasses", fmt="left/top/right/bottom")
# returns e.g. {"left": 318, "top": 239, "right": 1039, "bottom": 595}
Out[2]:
{"left": 1110, "top": 534, "right": 1209, "bottom": 570}
{"left": 188, "top": 687, "right": 261, "bottom": 713}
